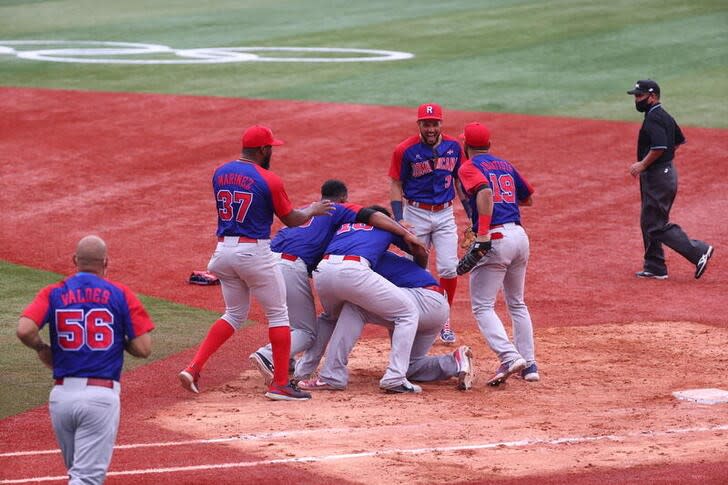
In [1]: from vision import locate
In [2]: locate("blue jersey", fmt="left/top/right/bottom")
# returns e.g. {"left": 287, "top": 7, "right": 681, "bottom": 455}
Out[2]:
{"left": 272, "top": 202, "right": 362, "bottom": 272}
{"left": 458, "top": 153, "right": 534, "bottom": 233}
{"left": 324, "top": 224, "right": 409, "bottom": 268}
{"left": 22, "top": 272, "right": 155, "bottom": 381}
{"left": 373, "top": 251, "right": 437, "bottom": 288}
{"left": 388, "top": 134, "right": 464, "bottom": 205}
{"left": 212, "top": 160, "right": 294, "bottom": 239}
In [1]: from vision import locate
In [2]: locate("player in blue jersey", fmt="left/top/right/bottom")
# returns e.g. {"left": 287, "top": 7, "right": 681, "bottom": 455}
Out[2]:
{"left": 179, "top": 125, "right": 334, "bottom": 401}
{"left": 296, "top": 206, "right": 429, "bottom": 393}
{"left": 389, "top": 103, "right": 469, "bottom": 344}
{"left": 17, "top": 235, "right": 155, "bottom": 484}
{"left": 300, "top": 251, "right": 474, "bottom": 392}
{"left": 249, "top": 180, "right": 423, "bottom": 383}
{"left": 458, "top": 122, "right": 538, "bottom": 386}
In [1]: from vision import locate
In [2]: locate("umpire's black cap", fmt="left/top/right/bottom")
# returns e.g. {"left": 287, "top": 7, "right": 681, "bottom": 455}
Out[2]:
{"left": 627, "top": 79, "right": 660, "bottom": 95}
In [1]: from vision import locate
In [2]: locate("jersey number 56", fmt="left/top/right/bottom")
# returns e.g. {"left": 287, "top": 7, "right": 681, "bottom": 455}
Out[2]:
{"left": 55, "top": 308, "right": 114, "bottom": 351}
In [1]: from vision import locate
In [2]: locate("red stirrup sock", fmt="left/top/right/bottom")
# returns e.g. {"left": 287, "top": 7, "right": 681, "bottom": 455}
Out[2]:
{"left": 440, "top": 277, "right": 458, "bottom": 307}
{"left": 188, "top": 319, "right": 235, "bottom": 371}
{"left": 269, "top": 326, "right": 292, "bottom": 386}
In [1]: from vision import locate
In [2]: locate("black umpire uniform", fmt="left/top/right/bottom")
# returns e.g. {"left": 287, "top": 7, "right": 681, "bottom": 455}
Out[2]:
{"left": 627, "top": 79, "right": 713, "bottom": 279}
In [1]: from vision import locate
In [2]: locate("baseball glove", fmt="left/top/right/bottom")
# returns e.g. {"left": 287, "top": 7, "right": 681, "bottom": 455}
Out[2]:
{"left": 456, "top": 240, "right": 492, "bottom": 275}
{"left": 460, "top": 225, "right": 476, "bottom": 249}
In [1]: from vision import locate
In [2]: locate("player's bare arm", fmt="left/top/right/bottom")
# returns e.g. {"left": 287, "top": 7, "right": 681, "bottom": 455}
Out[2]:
{"left": 125, "top": 332, "right": 153, "bottom": 358}
{"left": 280, "top": 200, "right": 335, "bottom": 227}
{"left": 475, "top": 186, "right": 494, "bottom": 243}
{"left": 455, "top": 179, "right": 472, "bottom": 220}
{"left": 518, "top": 195, "right": 534, "bottom": 207}
{"left": 409, "top": 243, "right": 429, "bottom": 268}
{"left": 17, "top": 316, "right": 53, "bottom": 368}
{"left": 630, "top": 149, "right": 665, "bottom": 177}
{"left": 366, "top": 211, "right": 427, "bottom": 252}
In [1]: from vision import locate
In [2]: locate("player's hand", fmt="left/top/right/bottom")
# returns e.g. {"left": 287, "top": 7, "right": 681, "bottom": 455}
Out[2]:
{"left": 308, "top": 199, "right": 335, "bottom": 216}
{"left": 403, "top": 231, "right": 428, "bottom": 252}
{"left": 399, "top": 220, "right": 415, "bottom": 232}
{"left": 37, "top": 344, "right": 53, "bottom": 369}
{"left": 629, "top": 162, "right": 644, "bottom": 177}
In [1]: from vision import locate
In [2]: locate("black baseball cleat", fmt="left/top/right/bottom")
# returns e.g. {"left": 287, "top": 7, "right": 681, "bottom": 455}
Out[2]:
{"left": 695, "top": 246, "right": 714, "bottom": 279}
{"left": 635, "top": 271, "right": 668, "bottom": 280}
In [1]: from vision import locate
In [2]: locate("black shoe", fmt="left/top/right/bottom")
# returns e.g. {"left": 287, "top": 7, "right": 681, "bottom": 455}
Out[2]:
{"left": 695, "top": 246, "right": 714, "bottom": 279}
{"left": 635, "top": 271, "right": 668, "bottom": 280}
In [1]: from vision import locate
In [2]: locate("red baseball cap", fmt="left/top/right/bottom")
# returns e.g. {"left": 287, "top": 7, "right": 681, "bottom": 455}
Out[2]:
{"left": 460, "top": 122, "right": 491, "bottom": 147}
{"left": 417, "top": 103, "right": 443, "bottom": 121}
{"left": 241, "top": 125, "right": 284, "bottom": 148}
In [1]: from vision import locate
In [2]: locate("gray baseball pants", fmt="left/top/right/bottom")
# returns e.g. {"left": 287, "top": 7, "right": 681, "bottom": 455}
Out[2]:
{"left": 256, "top": 254, "right": 316, "bottom": 363}
{"left": 295, "top": 256, "right": 418, "bottom": 388}
{"left": 49, "top": 378, "right": 121, "bottom": 485}
{"left": 469, "top": 223, "right": 535, "bottom": 366}
{"left": 319, "top": 287, "right": 457, "bottom": 388}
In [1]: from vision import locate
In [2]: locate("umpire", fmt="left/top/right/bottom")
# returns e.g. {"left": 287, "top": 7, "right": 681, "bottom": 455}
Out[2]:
{"left": 627, "top": 79, "right": 713, "bottom": 279}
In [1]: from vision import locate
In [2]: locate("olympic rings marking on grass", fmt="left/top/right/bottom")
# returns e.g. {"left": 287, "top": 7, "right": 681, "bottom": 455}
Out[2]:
{"left": 0, "top": 40, "right": 414, "bottom": 64}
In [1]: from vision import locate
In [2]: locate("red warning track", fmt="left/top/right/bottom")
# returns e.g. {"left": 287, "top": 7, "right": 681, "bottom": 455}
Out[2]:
{"left": 0, "top": 88, "right": 726, "bottom": 484}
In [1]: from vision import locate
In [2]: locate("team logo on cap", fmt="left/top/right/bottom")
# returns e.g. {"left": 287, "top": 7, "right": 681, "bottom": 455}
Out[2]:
{"left": 426, "top": 106, "right": 433, "bottom": 114}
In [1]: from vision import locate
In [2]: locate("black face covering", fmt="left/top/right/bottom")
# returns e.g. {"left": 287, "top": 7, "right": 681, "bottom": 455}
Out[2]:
{"left": 635, "top": 97, "right": 652, "bottom": 112}
{"left": 261, "top": 148, "right": 272, "bottom": 169}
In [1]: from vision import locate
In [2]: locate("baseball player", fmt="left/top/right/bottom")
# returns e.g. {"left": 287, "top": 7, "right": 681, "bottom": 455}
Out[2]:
{"left": 179, "top": 125, "right": 333, "bottom": 401}
{"left": 16, "top": 235, "right": 155, "bottom": 484}
{"left": 249, "top": 180, "right": 423, "bottom": 382}
{"left": 295, "top": 206, "right": 428, "bottom": 393}
{"left": 299, "top": 251, "right": 474, "bottom": 392}
{"left": 626, "top": 79, "right": 714, "bottom": 279}
{"left": 389, "top": 103, "right": 468, "bottom": 344}
{"left": 457, "top": 122, "right": 538, "bottom": 385}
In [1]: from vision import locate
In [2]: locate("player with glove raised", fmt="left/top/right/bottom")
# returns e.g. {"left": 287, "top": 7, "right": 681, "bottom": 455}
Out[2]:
{"left": 457, "top": 122, "right": 540, "bottom": 386}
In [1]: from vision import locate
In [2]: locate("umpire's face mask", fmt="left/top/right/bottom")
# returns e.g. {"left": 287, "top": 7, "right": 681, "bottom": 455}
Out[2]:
{"left": 635, "top": 94, "right": 652, "bottom": 113}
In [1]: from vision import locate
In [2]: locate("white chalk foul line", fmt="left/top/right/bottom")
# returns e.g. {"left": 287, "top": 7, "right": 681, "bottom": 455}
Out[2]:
{"left": 1, "top": 423, "right": 726, "bottom": 484}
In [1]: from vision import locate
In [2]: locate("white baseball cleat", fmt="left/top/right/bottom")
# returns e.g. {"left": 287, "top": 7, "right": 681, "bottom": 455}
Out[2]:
{"left": 453, "top": 345, "right": 474, "bottom": 390}
{"left": 179, "top": 368, "right": 200, "bottom": 394}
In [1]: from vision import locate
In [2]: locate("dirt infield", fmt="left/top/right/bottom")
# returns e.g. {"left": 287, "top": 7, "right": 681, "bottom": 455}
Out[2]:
{"left": 1, "top": 88, "right": 726, "bottom": 484}
{"left": 152, "top": 322, "right": 727, "bottom": 484}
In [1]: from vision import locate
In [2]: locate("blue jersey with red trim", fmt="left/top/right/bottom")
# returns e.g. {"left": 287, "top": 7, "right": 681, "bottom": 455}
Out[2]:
{"left": 21, "top": 272, "right": 155, "bottom": 381}
{"left": 272, "top": 202, "right": 363, "bottom": 272}
{"left": 373, "top": 251, "right": 437, "bottom": 288}
{"left": 324, "top": 224, "right": 409, "bottom": 267}
{"left": 458, "top": 154, "right": 534, "bottom": 233}
{"left": 212, "top": 160, "right": 293, "bottom": 239}
{"left": 388, "top": 134, "right": 464, "bottom": 204}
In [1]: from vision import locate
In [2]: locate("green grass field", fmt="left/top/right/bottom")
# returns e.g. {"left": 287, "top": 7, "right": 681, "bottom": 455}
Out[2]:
{"left": 1, "top": 0, "right": 726, "bottom": 126}
{"left": 0, "top": 262, "right": 224, "bottom": 418}
{"left": 1, "top": 0, "right": 726, "bottom": 418}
